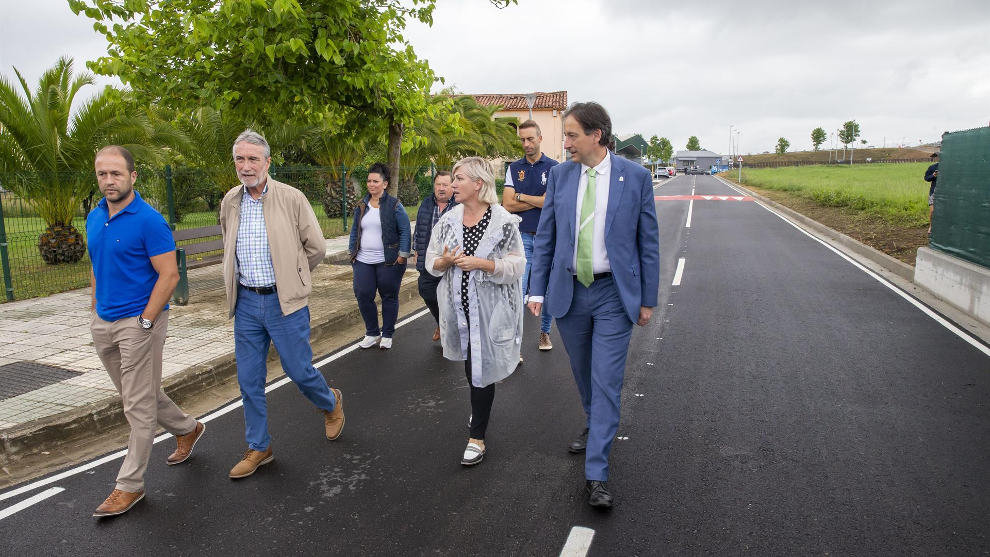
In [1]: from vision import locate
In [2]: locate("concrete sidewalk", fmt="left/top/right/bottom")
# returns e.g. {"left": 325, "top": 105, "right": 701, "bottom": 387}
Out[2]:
{"left": 0, "top": 234, "right": 421, "bottom": 463}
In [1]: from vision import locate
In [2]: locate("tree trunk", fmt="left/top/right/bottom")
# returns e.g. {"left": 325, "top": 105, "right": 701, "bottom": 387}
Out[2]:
{"left": 387, "top": 118, "right": 403, "bottom": 198}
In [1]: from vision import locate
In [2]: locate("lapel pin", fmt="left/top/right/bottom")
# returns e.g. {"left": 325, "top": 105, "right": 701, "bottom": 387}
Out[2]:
{"left": 619, "top": 176, "right": 624, "bottom": 182}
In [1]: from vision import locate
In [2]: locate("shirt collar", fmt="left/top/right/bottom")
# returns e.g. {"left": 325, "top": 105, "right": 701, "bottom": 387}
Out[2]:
{"left": 520, "top": 153, "right": 549, "bottom": 167}
{"left": 242, "top": 180, "right": 269, "bottom": 202}
{"left": 581, "top": 152, "right": 611, "bottom": 177}
{"left": 97, "top": 190, "right": 144, "bottom": 214}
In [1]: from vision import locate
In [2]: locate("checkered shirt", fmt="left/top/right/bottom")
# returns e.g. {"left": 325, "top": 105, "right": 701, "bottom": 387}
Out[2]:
{"left": 235, "top": 186, "right": 277, "bottom": 287}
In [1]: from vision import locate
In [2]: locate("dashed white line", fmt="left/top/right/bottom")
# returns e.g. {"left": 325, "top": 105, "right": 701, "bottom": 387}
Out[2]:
{"left": 672, "top": 258, "right": 686, "bottom": 286}
{"left": 0, "top": 487, "right": 65, "bottom": 520}
{"left": 559, "top": 526, "right": 595, "bottom": 557}
{"left": 685, "top": 199, "right": 694, "bottom": 228}
{"left": 0, "top": 308, "right": 433, "bottom": 503}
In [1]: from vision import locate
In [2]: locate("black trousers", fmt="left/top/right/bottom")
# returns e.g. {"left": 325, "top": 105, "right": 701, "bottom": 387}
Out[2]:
{"left": 418, "top": 270, "right": 442, "bottom": 325}
{"left": 465, "top": 345, "right": 494, "bottom": 440}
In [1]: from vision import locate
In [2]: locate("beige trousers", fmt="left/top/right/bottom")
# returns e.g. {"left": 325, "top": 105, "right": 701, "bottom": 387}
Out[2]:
{"left": 90, "top": 310, "right": 197, "bottom": 492}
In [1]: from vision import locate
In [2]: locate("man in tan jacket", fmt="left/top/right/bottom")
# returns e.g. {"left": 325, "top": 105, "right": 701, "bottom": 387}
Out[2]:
{"left": 220, "top": 129, "right": 344, "bottom": 479}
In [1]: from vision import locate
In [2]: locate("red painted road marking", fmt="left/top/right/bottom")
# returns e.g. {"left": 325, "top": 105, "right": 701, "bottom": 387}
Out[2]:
{"left": 654, "top": 195, "right": 754, "bottom": 201}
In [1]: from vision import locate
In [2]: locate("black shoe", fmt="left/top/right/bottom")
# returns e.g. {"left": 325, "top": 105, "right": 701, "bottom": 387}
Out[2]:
{"left": 586, "top": 480, "right": 613, "bottom": 509}
{"left": 568, "top": 428, "right": 589, "bottom": 454}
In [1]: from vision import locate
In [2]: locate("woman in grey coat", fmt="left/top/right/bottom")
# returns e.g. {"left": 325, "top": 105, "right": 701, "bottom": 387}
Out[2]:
{"left": 426, "top": 157, "right": 525, "bottom": 466}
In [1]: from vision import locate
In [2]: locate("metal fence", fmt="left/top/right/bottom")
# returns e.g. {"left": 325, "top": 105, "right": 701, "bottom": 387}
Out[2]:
{"left": 0, "top": 165, "right": 437, "bottom": 303}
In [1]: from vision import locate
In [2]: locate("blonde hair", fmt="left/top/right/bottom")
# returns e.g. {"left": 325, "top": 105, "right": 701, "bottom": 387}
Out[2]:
{"left": 452, "top": 157, "right": 499, "bottom": 205}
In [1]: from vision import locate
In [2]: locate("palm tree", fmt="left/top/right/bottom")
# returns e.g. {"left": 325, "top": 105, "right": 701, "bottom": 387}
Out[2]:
{"left": 299, "top": 120, "right": 371, "bottom": 217}
{"left": 0, "top": 57, "right": 153, "bottom": 264}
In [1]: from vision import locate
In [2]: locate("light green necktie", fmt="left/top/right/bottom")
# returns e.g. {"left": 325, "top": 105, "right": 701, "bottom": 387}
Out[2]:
{"left": 577, "top": 167, "right": 596, "bottom": 287}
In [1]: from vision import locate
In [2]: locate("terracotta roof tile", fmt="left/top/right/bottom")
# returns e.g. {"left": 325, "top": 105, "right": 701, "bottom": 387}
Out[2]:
{"left": 469, "top": 91, "right": 568, "bottom": 111}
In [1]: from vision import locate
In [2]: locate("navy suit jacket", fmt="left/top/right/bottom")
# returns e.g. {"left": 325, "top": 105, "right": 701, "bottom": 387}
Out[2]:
{"left": 529, "top": 153, "right": 660, "bottom": 324}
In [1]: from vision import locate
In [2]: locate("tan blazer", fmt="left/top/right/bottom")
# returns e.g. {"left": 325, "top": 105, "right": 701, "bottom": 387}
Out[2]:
{"left": 219, "top": 176, "right": 327, "bottom": 317}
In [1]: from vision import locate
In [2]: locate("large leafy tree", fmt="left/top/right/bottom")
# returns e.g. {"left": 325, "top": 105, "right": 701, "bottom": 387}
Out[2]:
{"left": 0, "top": 57, "right": 154, "bottom": 264}
{"left": 686, "top": 136, "right": 702, "bottom": 151}
{"left": 70, "top": 0, "right": 517, "bottom": 197}
{"left": 811, "top": 127, "right": 827, "bottom": 151}
{"left": 657, "top": 137, "right": 673, "bottom": 164}
{"left": 838, "top": 120, "right": 861, "bottom": 146}
{"left": 839, "top": 120, "right": 861, "bottom": 164}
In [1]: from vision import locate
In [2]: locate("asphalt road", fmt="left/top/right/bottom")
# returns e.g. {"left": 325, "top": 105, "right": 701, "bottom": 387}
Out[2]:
{"left": 2, "top": 174, "right": 988, "bottom": 555}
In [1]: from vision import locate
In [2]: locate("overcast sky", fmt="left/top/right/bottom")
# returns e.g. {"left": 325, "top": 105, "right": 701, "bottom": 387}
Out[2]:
{"left": 3, "top": 0, "right": 988, "bottom": 155}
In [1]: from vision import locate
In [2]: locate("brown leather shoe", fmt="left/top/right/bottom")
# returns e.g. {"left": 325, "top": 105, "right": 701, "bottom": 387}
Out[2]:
{"left": 228, "top": 447, "right": 274, "bottom": 479}
{"left": 539, "top": 332, "right": 553, "bottom": 351}
{"left": 432, "top": 326, "right": 441, "bottom": 342}
{"left": 167, "top": 421, "right": 205, "bottom": 465}
{"left": 323, "top": 388, "right": 345, "bottom": 440}
{"left": 93, "top": 489, "right": 145, "bottom": 517}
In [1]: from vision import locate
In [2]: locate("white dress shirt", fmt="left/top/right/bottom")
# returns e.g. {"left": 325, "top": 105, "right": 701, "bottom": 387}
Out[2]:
{"left": 573, "top": 154, "right": 611, "bottom": 274}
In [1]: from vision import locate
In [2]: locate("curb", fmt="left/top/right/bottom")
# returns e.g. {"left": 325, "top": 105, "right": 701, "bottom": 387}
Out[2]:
{"left": 716, "top": 176, "right": 916, "bottom": 281}
{"left": 0, "top": 263, "right": 422, "bottom": 465}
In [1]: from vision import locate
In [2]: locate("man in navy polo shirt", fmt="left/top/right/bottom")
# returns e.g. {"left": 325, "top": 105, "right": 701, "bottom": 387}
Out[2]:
{"left": 87, "top": 146, "right": 205, "bottom": 518}
{"left": 502, "top": 119, "right": 558, "bottom": 352}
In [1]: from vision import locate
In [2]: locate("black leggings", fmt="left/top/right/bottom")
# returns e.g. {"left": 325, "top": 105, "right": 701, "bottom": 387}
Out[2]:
{"left": 465, "top": 346, "right": 494, "bottom": 440}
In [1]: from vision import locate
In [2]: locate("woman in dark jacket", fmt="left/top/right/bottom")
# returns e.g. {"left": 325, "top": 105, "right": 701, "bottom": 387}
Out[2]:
{"left": 414, "top": 171, "right": 457, "bottom": 342}
{"left": 348, "top": 163, "right": 412, "bottom": 350}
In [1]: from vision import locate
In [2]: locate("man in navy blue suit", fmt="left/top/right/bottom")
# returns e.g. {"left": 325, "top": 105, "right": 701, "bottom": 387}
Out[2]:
{"left": 527, "top": 102, "right": 660, "bottom": 509}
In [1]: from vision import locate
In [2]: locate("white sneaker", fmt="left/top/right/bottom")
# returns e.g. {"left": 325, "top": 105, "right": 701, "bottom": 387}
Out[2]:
{"left": 358, "top": 335, "right": 380, "bottom": 349}
{"left": 379, "top": 337, "right": 393, "bottom": 350}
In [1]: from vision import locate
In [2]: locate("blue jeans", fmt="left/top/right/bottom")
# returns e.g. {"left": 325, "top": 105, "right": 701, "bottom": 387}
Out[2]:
{"left": 520, "top": 232, "right": 552, "bottom": 334}
{"left": 352, "top": 261, "right": 405, "bottom": 338}
{"left": 555, "top": 276, "right": 633, "bottom": 481}
{"left": 234, "top": 287, "right": 336, "bottom": 451}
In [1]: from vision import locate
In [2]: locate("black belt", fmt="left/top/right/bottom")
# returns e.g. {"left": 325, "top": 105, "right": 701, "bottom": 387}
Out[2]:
{"left": 240, "top": 284, "right": 276, "bottom": 295}
{"left": 522, "top": 231, "right": 536, "bottom": 235}
{"left": 575, "top": 272, "right": 612, "bottom": 282}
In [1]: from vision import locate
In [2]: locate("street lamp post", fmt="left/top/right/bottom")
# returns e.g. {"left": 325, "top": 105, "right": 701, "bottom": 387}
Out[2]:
{"left": 525, "top": 93, "right": 537, "bottom": 122}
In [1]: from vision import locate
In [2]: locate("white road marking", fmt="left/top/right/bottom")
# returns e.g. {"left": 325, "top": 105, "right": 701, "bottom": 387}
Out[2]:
{"left": 0, "top": 308, "right": 433, "bottom": 503}
{"left": 685, "top": 199, "right": 694, "bottom": 228}
{"left": 716, "top": 176, "right": 990, "bottom": 357}
{"left": 0, "top": 487, "right": 65, "bottom": 520}
{"left": 559, "top": 526, "right": 595, "bottom": 557}
{"left": 672, "top": 257, "right": 686, "bottom": 286}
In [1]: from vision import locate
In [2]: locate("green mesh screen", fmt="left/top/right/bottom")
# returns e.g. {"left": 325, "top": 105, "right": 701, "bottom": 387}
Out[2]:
{"left": 930, "top": 127, "right": 990, "bottom": 268}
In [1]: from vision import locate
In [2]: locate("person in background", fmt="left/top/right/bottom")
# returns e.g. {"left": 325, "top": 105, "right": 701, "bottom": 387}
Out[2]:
{"left": 88, "top": 145, "right": 205, "bottom": 517}
{"left": 414, "top": 171, "right": 458, "bottom": 341}
{"left": 502, "top": 120, "right": 558, "bottom": 352}
{"left": 426, "top": 157, "right": 525, "bottom": 466}
{"left": 348, "top": 162, "right": 412, "bottom": 350}
{"left": 924, "top": 152, "right": 939, "bottom": 236}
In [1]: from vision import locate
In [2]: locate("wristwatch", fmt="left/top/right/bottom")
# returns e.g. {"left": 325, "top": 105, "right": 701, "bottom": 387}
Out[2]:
{"left": 515, "top": 193, "right": 522, "bottom": 202}
{"left": 138, "top": 316, "right": 154, "bottom": 330}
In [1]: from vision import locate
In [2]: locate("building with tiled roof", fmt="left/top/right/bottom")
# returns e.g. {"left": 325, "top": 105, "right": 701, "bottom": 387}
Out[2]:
{"left": 469, "top": 91, "right": 568, "bottom": 161}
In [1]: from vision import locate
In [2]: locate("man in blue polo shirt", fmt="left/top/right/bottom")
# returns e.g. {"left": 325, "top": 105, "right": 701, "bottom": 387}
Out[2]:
{"left": 87, "top": 146, "right": 205, "bottom": 518}
{"left": 503, "top": 120, "right": 559, "bottom": 352}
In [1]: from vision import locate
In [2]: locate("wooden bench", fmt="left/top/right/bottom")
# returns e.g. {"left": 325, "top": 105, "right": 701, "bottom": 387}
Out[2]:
{"left": 172, "top": 225, "right": 223, "bottom": 305}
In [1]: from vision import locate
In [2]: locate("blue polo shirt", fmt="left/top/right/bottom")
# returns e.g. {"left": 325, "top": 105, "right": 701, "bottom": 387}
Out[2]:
{"left": 506, "top": 153, "right": 558, "bottom": 233}
{"left": 86, "top": 190, "right": 176, "bottom": 322}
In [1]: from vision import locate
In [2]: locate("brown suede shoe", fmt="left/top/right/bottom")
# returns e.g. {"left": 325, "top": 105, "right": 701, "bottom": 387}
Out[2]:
{"left": 539, "top": 332, "right": 553, "bottom": 351}
{"left": 167, "top": 421, "right": 206, "bottom": 465}
{"left": 228, "top": 447, "right": 274, "bottom": 479}
{"left": 324, "top": 388, "right": 345, "bottom": 440}
{"left": 93, "top": 489, "right": 145, "bottom": 517}
{"left": 432, "top": 326, "right": 441, "bottom": 342}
